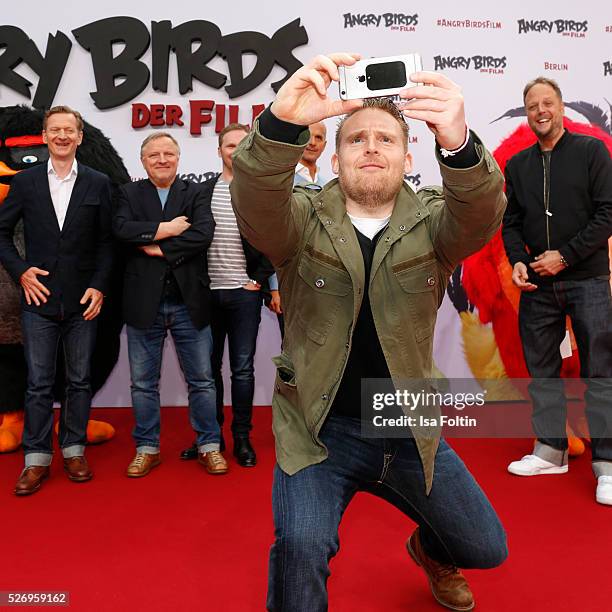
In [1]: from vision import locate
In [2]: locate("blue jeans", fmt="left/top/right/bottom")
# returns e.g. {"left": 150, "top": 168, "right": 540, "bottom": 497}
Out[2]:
{"left": 211, "top": 288, "right": 262, "bottom": 438}
{"left": 126, "top": 297, "right": 219, "bottom": 453}
{"left": 519, "top": 278, "right": 612, "bottom": 468}
{"left": 21, "top": 309, "right": 97, "bottom": 466}
{"left": 267, "top": 415, "right": 507, "bottom": 611}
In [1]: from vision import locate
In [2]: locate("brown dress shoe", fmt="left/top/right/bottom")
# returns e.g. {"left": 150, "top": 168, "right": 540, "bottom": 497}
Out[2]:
{"left": 198, "top": 450, "right": 228, "bottom": 475}
{"left": 406, "top": 527, "right": 475, "bottom": 611}
{"left": 126, "top": 452, "right": 161, "bottom": 478}
{"left": 14, "top": 466, "right": 50, "bottom": 496}
{"left": 63, "top": 456, "right": 93, "bottom": 482}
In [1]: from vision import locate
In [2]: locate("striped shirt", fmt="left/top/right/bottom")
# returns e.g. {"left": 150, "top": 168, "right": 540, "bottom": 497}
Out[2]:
{"left": 208, "top": 178, "right": 250, "bottom": 290}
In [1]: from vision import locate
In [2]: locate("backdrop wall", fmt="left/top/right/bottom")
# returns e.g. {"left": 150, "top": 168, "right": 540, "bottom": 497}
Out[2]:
{"left": 2, "top": 0, "right": 610, "bottom": 406}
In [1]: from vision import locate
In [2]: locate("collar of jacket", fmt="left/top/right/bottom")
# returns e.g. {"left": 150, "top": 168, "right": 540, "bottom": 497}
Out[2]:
{"left": 142, "top": 176, "right": 186, "bottom": 218}
{"left": 310, "top": 178, "right": 431, "bottom": 283}
{"left": 144, "top": 175, "right": 185, "bottom": 193}
{"left": 532, "top": 127, "right": 570, "bottom": 156}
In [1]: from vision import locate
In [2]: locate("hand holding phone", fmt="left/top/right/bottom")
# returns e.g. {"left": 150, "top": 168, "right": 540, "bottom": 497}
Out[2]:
{"left": 270, "top": 53, "right": 365, "bottom": 126}
{"left": 398, "top": 71, "right": 467, "bottom": 151}
{"left": 338, "top": 54, "right": 423, "bottom": 100}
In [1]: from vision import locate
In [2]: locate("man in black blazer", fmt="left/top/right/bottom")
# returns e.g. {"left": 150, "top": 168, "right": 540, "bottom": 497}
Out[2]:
{"left": 114, "top": 132, "right": 227, "bottom": 477}
{"left": 0, "top": 106, "right": 113, "bottom": 495}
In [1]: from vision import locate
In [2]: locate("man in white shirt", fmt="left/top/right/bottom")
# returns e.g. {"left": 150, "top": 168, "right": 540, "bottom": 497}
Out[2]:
{"left": 293, "top": 121, "right": 328, "bottom": 186}
{"left": 0, "top": 106, "right": 113, "bottom": 495}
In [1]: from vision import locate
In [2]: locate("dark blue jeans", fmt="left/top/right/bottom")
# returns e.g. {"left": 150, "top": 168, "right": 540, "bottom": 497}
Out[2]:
{"left": 519, "top": 278, "right": 612, "bottom": 464}
{"left": 21, "top": 309, "right": 97, "bottom": 466}
{"left": 126, "top": 297, "right": 219, "bottom": 452}
{"left": 267, "top": 415, "right": 507, "bottom": 611}
{"left": 211, "top": 288, "right": 262, "bottom": 438}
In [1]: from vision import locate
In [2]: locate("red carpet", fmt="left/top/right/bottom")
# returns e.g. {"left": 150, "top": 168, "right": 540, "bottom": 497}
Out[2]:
{"left": 1, "top": 407, "right": 610, "bottom": 611}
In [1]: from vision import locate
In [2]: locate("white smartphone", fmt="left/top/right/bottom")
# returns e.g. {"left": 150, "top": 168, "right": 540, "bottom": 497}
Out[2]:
{"left": 338, "top": 54, "right": 423, "bottom": 100}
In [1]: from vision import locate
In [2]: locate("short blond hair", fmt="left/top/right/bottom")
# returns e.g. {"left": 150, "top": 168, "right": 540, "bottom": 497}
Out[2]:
{"left": 523, "top": 77, "right": 563, "bottom": 103}
{"left": 218, "top": 123, "right": 250, "bottom": 147}
{"left": 140, "top": 132, "right": 181, "bottom": 158}
{"left": 43, "top": 105, "right": 84, "bottom": 131}
{"left": 335, "top": 98, "right": 409, "bottom": 151}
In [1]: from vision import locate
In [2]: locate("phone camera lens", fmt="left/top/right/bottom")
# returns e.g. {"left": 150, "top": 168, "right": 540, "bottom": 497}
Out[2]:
{"left": 358, "top": 75, "right": 366, "bottom": 83}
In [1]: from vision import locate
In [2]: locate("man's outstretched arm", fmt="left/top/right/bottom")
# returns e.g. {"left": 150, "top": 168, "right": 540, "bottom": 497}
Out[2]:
{"left": 395, "top": 70, "right": 506, "bottom": 271}
{"left": 231, "top": 53, "right": 363, "bottom": 267}
{"left": 230, "top": 113, "right": 309, "bottom": 268}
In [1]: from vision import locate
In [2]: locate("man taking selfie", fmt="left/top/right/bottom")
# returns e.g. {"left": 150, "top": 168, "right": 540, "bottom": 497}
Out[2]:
{"left": 231, "top": 53, "right": 508, "bottom": 611}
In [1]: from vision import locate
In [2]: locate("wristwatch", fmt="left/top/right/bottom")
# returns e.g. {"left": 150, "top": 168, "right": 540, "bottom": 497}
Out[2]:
{"left": 559, "top": 255, "right": 568, "bottom": 268}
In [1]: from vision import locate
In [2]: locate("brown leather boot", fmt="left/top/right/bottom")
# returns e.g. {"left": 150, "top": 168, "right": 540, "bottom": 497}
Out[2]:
{"left": 406, "top": 527, "right": 475, "bottom": 611}
{"left": 198, "top": 450, "right": 228, "bottom": 475}
{"left": 63, "top": 456, "right": 93, "bottom": 482}
{"left": 14, "top": 466, "right": 50, "bottom": 496}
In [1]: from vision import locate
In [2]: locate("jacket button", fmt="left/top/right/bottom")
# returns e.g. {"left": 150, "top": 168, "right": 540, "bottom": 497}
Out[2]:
{"left": 399, "top": 224, "right": 406, "bottom": 231}
{"left": 315, "top": 278, "right": 325, "bottom": 288}
{"left": 385, "top": 236, "right": 391, "bottom": 242}
{"left": 427, "top": 276, "right": 436, "bottom": 286}
{"left": 339, "top": 237, "right": 346, "bottom": 243}
{"left": 321, "top": 394, "right": 328, "bottom": 401}
{"left": 325, "top": 219, "right": 332, "bottom": 225}
{"left": 416, "top": 212, "right": 421, "bottom": 218}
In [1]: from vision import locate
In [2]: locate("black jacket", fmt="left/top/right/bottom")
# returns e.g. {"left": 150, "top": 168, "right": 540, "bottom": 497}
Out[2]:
{"left": 113, "top": 177, "right": 215, "bottom": 330}
{"left": 502, "top": 130, "right": 612, "bottom": 282}
{"left": 202, "top": 174, "right": 274, "bottom": 287}
{"left": 0, "top": 162, "right": 113, "bottom": 316}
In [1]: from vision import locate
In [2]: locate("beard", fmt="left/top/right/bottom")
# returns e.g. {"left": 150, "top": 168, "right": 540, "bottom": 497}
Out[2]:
{"left": 338, "top": 164, "right": 405, "bottom": 210}
{"left": 529, "top": 116, "right": 563, "bottom": 143}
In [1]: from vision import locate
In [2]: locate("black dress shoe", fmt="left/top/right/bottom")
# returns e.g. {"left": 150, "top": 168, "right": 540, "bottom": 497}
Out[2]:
{"left": 180, "top": 443, "right": 198, "bottom": 460}
{"left": 180, "top": 434, "right": 226, "bottom": 460}
{"left": 233, "top": 437, "right": 257, "bottom": 467}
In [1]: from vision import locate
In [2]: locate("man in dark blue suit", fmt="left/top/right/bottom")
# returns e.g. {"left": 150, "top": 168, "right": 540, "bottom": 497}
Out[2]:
{"left": 0, "top": 106, "right": 113, "bottom": 495}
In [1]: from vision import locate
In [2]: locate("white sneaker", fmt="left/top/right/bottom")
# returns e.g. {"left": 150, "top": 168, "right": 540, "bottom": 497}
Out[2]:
{"left": 596, "top": 476, "right": 612, "bottom": 505}
{"left": 507, "top": 454, "right": 568, "bottom": 476}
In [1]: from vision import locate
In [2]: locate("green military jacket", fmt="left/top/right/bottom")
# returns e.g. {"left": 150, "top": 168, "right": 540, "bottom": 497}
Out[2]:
{"left": 231, "top": 121, "right": 506, "bottom": 493}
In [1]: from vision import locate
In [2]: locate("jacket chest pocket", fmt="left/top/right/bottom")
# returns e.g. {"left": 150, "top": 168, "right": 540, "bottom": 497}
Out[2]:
{"left": 393, "top": 258, "right": 439, "bottom": 343}
{"left": 77, "top": 199, "right": 100, "bottom": 222}
{"left": 81, "top": 199, "right": 100, "bottom": 211}
{"left": 296, "top": 252, "right": 352, "bottom": 345}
